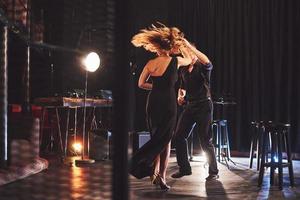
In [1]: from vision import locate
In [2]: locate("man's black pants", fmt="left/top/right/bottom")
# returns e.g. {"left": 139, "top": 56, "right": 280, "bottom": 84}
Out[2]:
{"left": 174, "top": 99, "right": 218, "bottom": 175}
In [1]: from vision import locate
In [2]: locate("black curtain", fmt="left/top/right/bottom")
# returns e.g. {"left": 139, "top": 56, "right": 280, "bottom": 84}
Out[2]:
{"left": 169, "top": 0, "right": 300, "bottom": 152}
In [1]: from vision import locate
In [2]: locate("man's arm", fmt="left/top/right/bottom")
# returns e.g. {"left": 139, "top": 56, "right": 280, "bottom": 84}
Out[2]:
{"left": 184, "top": 39, "right": 210, "bottom": 65}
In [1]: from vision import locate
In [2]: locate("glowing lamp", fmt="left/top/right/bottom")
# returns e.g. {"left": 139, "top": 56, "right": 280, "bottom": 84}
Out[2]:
{"left": 83, "top": 52, "right": 100, "bottom": 72}
{"left": 72, "top": 143, "right": 82, "bottom": 153}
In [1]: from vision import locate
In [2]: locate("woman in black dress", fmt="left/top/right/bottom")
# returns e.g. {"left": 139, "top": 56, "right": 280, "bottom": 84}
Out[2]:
{"left": 130, "top": 25, "right": 192, "bottom": 190}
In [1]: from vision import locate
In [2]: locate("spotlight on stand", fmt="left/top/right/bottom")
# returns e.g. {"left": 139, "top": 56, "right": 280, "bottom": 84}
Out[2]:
{"left": 83, "top": 52, "right": 101, "bottom": 72}
{"left": 75, "top": 51, "right": 101, "bottom": 165}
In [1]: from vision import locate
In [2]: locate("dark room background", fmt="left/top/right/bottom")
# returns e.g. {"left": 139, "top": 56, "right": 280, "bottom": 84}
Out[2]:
{"left": 4, "top": 0, "right": 300, "bottom": 153}
{"left": 130, "top": 0, "right": 300, "bottom": 153}
{"left": 7, "top": 0, "right": 115, "bottom": 102}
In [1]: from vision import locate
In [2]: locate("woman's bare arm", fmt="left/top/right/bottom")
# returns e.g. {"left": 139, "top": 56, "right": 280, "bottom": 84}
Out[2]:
{"left": 138, "top": 61, "right": 153, "bottom": 90}
{"left": 177, "top": 46, "right": 192, "bottom": 67}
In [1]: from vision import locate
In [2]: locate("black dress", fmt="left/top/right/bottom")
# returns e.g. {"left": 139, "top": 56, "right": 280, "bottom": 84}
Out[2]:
{"left": 130, "top": 57, "right": 178, "bottom": 179}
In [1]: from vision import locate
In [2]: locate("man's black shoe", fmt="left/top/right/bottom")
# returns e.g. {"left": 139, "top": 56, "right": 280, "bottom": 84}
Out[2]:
{"left": 205, "top": 174, "right": 219, "bottom": 181}
{"left": 171, "top": 171, "right": 192, "bottom": 178}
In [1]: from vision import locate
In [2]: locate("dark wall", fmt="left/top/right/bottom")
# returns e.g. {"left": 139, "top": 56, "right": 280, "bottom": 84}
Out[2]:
{"left": 31, "top": 0, "right": 64, "bottom": 98}
{"left": 130, "top": 0, "right": 300, "bottom": 153}
{"left": 61, "top": 0, "right": 115, "bottom": 94}
{"left": 30, "top": 0, "right": 115, "bottom": 99}
{"left": 7, "top": 33, "right": 27, "bottom": 103}
{"left": 168, "top": 0, "right": 300, "bottom": 152}
{"left": 5, "top": 0, "right": 300, "bottom": 153}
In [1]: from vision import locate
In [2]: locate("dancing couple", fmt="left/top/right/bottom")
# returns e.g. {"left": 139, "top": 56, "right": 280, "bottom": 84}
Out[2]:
{"left": 129, "top": 24, "right": 219, "bottom": 190}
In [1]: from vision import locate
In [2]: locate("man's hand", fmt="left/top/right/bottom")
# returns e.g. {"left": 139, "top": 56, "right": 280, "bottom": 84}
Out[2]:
{"left": 177, "top": 96, "right": 186, "bottom": 106}
{"left": 177, "top": 88, "right": 186, "bottom": 105}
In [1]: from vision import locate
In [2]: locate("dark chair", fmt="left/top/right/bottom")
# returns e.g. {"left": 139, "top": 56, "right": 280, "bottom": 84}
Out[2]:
{"left": 258, "top": 122, "right": 294, "bottom": 190}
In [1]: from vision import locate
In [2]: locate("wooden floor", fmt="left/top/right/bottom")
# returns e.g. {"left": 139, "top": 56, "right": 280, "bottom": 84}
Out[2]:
{"left": 0, "top": 155, "right": 299, "bottom": 200}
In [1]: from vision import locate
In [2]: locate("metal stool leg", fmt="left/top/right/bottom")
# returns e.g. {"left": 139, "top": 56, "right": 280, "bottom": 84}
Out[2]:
{"left": 55, "top": 108, "right": 64, "bottom": 159}
{"left": 225, "top": 122, "right": 231, "bottom": 160}
{"left": 189, "top": 128, "right": 194, "bottom": 161}
{"left": 284, "top": 131, "right": 294, "bottom": 186}
{"left": 278, "top": 132, "right": 283, "bottom": 190}
{"left": 256, "top": 131, "right": 262, "bottom": 171}
{"left": 217, "top": 123, "right": 221, "bottom": 163}
{"left": 188, "top": 123, "right": 198, "bottom": 162}
{"left": 64, "top": 108, "right": 70, "bottom": 157}
{"left": 74, "top": 107, "right": 78, "bottom": 143}
{"left": 270, "top": 133, "right": 276, "bottom": 185}
{"left": 212, "top": 123, "right": 218, "bottom": 159}
{"left": 258, "top": 131, "right": 267, "bottom": 187}
{"left": 249, "top": 132, "right": 256, "bottom": 168}
{"left": 223, "top": 121, "right": 235, "bottom": 166}
{"left": 40, "top": 107, "right": 46, "bottom": 147}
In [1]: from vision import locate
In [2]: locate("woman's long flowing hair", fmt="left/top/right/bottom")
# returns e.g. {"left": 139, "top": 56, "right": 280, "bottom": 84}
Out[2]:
{"left": 131, "top": 23, "right": 184, "bottom": 54}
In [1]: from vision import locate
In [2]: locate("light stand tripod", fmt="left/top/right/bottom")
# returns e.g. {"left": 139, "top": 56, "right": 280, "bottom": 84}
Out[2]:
{"left": 75, "top": 52, "right": 100, "bottom": 165}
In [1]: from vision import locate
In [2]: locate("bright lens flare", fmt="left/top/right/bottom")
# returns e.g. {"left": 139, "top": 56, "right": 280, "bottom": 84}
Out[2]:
{"left": 202, "top": 152, "right": 207, "bottom": 162}
{"left": 72, "top": 143, "right": 82, "bottom": 153}
{"left": 83, "top": 52, "right": 100, "bottom": 72}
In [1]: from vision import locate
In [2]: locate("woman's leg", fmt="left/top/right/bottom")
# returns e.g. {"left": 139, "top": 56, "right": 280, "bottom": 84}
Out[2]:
{"left": 153, "top": 155, "right": 160, "bottom": 175}
{"left": 150, "top": 154, "right": 160, "bottom": 183}
{"left": 159, "top": 142, "right": 171, "bottom": 181}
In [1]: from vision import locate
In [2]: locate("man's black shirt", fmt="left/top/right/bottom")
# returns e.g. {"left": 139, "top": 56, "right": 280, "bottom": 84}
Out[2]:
{"left": 178, "top": 61, "right": 213, "bottom": 102}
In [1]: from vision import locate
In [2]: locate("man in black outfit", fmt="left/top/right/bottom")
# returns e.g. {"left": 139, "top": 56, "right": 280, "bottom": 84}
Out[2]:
{"left": 172, "top": 40, "right": 219, "bottom": 181}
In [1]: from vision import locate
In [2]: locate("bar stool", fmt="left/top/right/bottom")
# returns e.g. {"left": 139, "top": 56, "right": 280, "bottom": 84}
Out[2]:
{"left": 258, "top": 122, "right": 294, "bottom": 190}
{"left": 249, "top": 121, "right": 267, "bottom": 170}
{"left": 249, "top": 121, "right": 274, "bottom": 170}
{"left": 212, "top": 119, "right": 235, "bottom": 168}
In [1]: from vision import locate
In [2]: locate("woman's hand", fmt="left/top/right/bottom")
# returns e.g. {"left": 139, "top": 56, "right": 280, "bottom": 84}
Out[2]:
{"left": 177, "top": 46, "right": 192, "bottom": 67}
{"left": 181, "top": 38, "right": 210, "bottom": 65}
{"left": 182, "top": 38, "right": 192, "bottom": 48}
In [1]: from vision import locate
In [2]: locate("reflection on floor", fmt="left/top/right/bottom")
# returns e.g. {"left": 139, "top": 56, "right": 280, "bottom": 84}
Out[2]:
{"left": 0, "top": 155, "right": 299, "bottom": 200}
{"left": 131, "top": 156, "right": 300, "bottom": 199}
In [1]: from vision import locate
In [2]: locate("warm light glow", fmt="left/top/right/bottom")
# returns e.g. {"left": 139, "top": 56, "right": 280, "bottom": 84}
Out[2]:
{"left": 83, "top": 52, "right": 100, "bottom": 72}
{"left": 72, "top": 143, "right": 82, "bottom": 153}
{"left": 71, "top": 166, "right": 85, "bottom": 199}
{"left": 202, "top": 152, "right": 207, "bottom": 162}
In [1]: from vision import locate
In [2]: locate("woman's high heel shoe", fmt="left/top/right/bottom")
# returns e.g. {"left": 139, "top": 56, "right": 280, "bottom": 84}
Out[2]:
{"left": 150, "top": 173, "right": 159, "bottom": 185}
{"left": 156, "top": 176, "right": 170, "bottom": 190}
